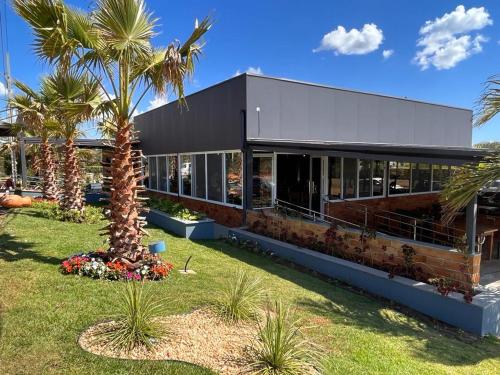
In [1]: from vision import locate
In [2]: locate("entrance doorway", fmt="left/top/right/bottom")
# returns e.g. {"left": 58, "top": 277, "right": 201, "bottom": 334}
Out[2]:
{"left": 276, "top": 154, "right": 323, "bottom": 213}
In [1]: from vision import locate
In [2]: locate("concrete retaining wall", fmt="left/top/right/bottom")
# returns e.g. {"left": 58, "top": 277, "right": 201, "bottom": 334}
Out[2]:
{"left": 146, "top": 209, "right": 215, "bottom": 240}
{"left": 229, "top": 228, "right": 500, "bottom": 336}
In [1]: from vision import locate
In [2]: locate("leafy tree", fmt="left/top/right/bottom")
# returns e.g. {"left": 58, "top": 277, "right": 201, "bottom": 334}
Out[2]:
{"left": 14, "top": 0, "right": 210, "bottom": 265}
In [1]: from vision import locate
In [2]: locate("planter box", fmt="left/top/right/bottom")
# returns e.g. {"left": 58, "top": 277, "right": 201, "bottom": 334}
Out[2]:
{"left": 228, "top": 228, "right": 500, "bottom": 337}
{"left": 147, "top": 208, "right": 215, "bottom": 240}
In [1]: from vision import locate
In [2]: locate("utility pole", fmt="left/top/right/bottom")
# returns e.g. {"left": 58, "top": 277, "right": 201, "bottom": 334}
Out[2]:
{"left": 4, "top": 51, "right": 18, "bottom": 187}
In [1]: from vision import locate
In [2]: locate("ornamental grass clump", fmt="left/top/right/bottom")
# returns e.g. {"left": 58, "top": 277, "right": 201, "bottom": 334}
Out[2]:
{"left": 219, "top": 269, "right": 264, "bottom": 322}
{"left": 248, "top": 301, "right": 320, "bottom": 375}
{"left": 94, "top": 282, "right": 165, "bottom": 352}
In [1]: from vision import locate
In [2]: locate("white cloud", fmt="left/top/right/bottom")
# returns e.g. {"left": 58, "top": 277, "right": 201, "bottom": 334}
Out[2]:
{"left": 382, "top": 49, "right": 394, "bottom": 59}
{"left": 0, "top": 81, "right": 8, "bottom": 96}
{"left": 414, "top": 5, "right": 492, "bottom": 70}
{"left": 234, "top": 66, "right": 264, "bottom": 76}
{"left": 147, "top": 94, "right": 168, "bottom": 110}
{"left": 313, "top": 23, "right": 383, "bottom": 55}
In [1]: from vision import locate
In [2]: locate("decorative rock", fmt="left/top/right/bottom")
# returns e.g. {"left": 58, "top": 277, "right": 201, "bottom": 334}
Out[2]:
{"left": 0, "top": 194, "right": 32, "bottom": 208}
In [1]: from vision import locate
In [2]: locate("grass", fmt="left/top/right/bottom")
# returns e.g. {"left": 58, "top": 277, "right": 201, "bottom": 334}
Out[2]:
{"left": 0, "top": 207, "right": 499, "bottom": 374}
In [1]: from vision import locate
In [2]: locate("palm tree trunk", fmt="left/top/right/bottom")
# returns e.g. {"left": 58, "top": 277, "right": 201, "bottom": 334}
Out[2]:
{"left": 107, "top": 119, "right": 146, "bottom": 264}
{"left": 40, "top": 139, "right": 59, "bottom": 201}
{"left": 62, "top": 138, "right": 83, "bottom": 211}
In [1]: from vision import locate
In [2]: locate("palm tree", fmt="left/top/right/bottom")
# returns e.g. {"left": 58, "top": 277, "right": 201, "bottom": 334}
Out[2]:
{"left": 9, "top": 81, "right": 60, "bottom": 200}
{"left": 441, "top": 77, "right": 500, "bottom": 223}
{"left": 14, "top": 0, "right": 210, "bottom": 265}
{"left": 41, "top": 69, "right": 101, "bottom": 212}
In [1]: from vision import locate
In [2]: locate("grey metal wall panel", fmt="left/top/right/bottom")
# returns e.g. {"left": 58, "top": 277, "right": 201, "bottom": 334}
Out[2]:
{"left": 246, "top": 75, "right": 472, "bottom": 148}
{"left": 135, "top": 75, "right": 246, "bottom": 155}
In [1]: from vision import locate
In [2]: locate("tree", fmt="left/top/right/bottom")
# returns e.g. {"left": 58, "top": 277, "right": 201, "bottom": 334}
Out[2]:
{"left": 441, "top": 77, "right": 500, "bottom": 223}
{"left": 9, "top": 81, "right": 60, "bottom": 200}
{"left": 41, "top": 69, "right": 101, "bottom": 212}
{"left": 14, "top": 0, "right": 210, "bottom": 266}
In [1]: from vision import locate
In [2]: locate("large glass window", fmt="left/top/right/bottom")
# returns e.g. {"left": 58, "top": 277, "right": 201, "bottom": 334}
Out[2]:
{"left": 207, "top": 153, "right": 223, "bottom": 202}
{"left": 432, "top": 164, "right": 451, "bottom": 191}
{"left": 253, "top": 155, "right": 273, "bottom": 207}
{"left": 168, "top": 155, "right": 178, "bottom": 193}
{"left": 149, "top": 156, "right": 158, "bottom": 190}
{"left": 180, "top": 154, "right": 192, "bottom": 196}
{"left": 411, "top": 163, "right": 431, "bottom": 193}
{"left": 328, "top": 157, "right": 341, "bottom": 200}
{"left": 358, "top": 159, "right": 372, "bottom": 198}
{"left": 226, "top": 152, "right": 242, "bottom": 205}
{"left": 143, "top": 157, "right": 149, "bottom": 189}
{"left": 373, "top": 160, "right": 385, "bottom": 196}
{"left": 158, "top": 156, "right": 168, "bottom": 192}
{"left": 193, "top": 154, "right": 206, "bottom": 199}
{"left": 343, "top": 158, "right": 357, "bottom": 199}
{"left": 389, "top": 162, "right": 411, "bottom": 195}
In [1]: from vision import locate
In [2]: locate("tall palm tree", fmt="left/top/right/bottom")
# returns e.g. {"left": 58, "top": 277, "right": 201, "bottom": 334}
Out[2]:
{"left": 41, "top": 69, "right": 101, "bottom": 212}
{"left": 441, "top": 77, "right": 500, "bottom": 223}
{"left": 14, "top": 0, "right": 210, "bottom": 265}
{"left": 9, "top": 81, "right": 60, "bottom": 200}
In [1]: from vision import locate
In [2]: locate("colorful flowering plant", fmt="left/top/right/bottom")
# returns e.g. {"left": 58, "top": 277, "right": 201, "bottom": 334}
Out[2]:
{"left": 60, "top": 252, "right": 173, "bottom": 281}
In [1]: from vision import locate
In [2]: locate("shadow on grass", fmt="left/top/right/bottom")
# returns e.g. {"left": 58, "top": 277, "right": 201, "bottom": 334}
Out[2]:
{"left": 203, "top": 239, "right": 499, "bottom": 367}
{"left": 0, "top": 232, "right": 61, "bottom": 265}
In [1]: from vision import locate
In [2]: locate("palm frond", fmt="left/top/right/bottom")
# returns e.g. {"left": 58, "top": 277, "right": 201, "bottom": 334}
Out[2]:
{"left": 474, "top": 76, "right": 500, "bottom": 127}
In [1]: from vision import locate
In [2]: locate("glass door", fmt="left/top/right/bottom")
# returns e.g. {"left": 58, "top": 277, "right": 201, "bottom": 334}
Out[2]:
{"left": 310, "top": 157, "right": 322, "bottom": 213}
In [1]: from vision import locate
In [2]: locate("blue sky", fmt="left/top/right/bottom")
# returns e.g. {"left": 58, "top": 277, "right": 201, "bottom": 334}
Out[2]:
{"left": 3, "top": 0, "right": 500, "bottom": 143}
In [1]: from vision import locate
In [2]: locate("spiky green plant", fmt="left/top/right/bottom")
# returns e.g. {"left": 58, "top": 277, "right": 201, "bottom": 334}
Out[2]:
{"left": 248, "top": 301, "right": 319, "bottom": 375}
{"left": 94, "top": 281, "right": 165, "bottom": 352}
{"left": 219, "top": 269, "right": 264, "bottom": 322}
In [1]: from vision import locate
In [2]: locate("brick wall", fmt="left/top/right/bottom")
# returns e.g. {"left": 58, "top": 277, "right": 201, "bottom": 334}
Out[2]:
{"left": 247, "top": 209, "right": 480, "bottom": 291}
{"left": 326, "top": 193, "right": 440, "bottom": 226}
{"left": 147, "top": 191, "right": 244, "bottom": 227}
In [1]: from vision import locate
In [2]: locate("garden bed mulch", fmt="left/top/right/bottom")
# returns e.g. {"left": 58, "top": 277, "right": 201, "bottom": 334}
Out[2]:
{"left": 79, "top": 308, "right": 258, "bottom": 374}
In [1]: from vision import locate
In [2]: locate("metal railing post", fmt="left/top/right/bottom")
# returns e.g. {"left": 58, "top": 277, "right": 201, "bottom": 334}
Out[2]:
{"left": 413, "top": 219, "right": 417, "bottom": 241}
{"left": 364, "top": 206, "right": 368, "bottom": 227}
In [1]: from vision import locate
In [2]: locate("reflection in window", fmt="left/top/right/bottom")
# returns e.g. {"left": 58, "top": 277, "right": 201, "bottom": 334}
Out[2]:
{"left": 194, "top": 154, "right": 206, "bottom": 199}
{"left": 358, "top": 160, "right": 372, "bottom": 197}
{"left": 343, "top": 158, "right": 357, "bottom": 199}
{"left": 158, "top": 156, "right": 168, "bottom": 192}
{"left": 328, "top": 157, "right": 341, "bottom": 200}
{"left": 226, "top": 152, "right": 242, "bottom": 205}
{"left": 207, "top": 153, "right": 223, "bottom": 202}
{"left": 389, "top": 162, "right": 411, "bottom": 194}
{"left": 253, "top": 156, "right": 273, "bottom": 207}
{"left": 411, "top": 163, "right": 431, "bottom": 193}
{"left": 149, "top": 156, "right": 158, "bottom": 190}
{"left": 373, "top": 160, "right": 385, "bottom": 196}
{"left": 143, "top": 157, "right": 149, "bottom": 189}
{"left": 168, "top": 155, "right": 178, "bottom": 193}
{"left": 432, "top": 164, "right": 451, "bottom": 191}
{"left": 181, "top": 154, "right": 192, "bottom": 196}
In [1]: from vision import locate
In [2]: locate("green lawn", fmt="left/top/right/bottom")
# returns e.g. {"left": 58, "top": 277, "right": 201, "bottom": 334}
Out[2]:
{"left": 0, "top": 208, "right": 498, "bottom": 375}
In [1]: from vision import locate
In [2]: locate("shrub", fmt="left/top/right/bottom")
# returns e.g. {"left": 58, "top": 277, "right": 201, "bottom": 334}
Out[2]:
{"left": 148, "top": 197, "right": 205, "bottom": 221}
{"left": 32, "top": 200, "right": 104, "bottom": 224}
{"left": 219, "top": 269, "right": 264, "bottom": 322}
{"left": 248, "top": 301, "right": 319, "bottom": 375}
{"left": 94, "top": 282, "right": 166, "bottom": 352}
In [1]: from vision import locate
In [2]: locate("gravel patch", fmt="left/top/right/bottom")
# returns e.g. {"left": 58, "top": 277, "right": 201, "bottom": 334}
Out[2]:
{"left": 79, "top": 308, "right": 258, "bottom": 374}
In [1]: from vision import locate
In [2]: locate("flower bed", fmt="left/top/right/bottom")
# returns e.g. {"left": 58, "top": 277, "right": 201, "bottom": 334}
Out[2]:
{"left": 148, "top": 197, "right": 205, "bottom": 221}
{"left": 32, "top": 199, "right": 104, "bottom": 224}
{"left": 60, "top": 251, "right": 173, "bottom": 281}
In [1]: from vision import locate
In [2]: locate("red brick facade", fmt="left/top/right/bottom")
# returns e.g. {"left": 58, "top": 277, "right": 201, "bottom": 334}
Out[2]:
{"left": 147, "top": 191, "right": 244, "bottom": 227}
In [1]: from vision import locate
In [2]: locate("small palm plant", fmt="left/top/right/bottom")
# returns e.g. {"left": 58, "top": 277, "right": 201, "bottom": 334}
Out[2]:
{"left": 95, "top": 282, "right": 165, "bottom": 352}
{"left": 248, "top": 301, "right": 320, "bottom": 375}
{"left": 219, "top": 269, "right": 264, "bottom": 322}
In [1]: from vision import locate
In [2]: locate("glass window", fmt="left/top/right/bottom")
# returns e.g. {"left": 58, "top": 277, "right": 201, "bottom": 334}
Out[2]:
{"left": 358, "top": 159, "right": 372, "bottom": 198}
{"left": 167, "top": 155, "right": 178, "bottom": 193}
{"left": 328, "top": 157, "right": 341, "bottom": 200}
{"left": 158, "top": 156, "right": 168, "bottom": 192}
{"left": 342, "top": 158, "right": 357, "bottom": 199}
{"left": 149, "top": 156, "right": 158, "bottom": 190}
{"left": 389, "top": 162, "right": 411, "bottom": 195}
{"left": 253, "top": 156, "right": 273, "bottom": 207}
{"left": 373, "top": 160, "right": 385, "bottom": 196}
{"left": 143, "top": 156, "right": 149, "bottom": 189}
{"left": 193, "top": 154, "right": 206, "bottom": 199}
{"left": 432, "top": 164, "right": 451, "bottom": 191}
{"left": 207, "top": 153, "right": 223, "bottom": 202}
{"left": 411, "top": 163, "right": 431, "bottom": 193}
{"left": 226, "top": 152, "right": 242, "bottom": 205}
{"left": 181, "top": 154, "right": 192, "bottom": 196}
